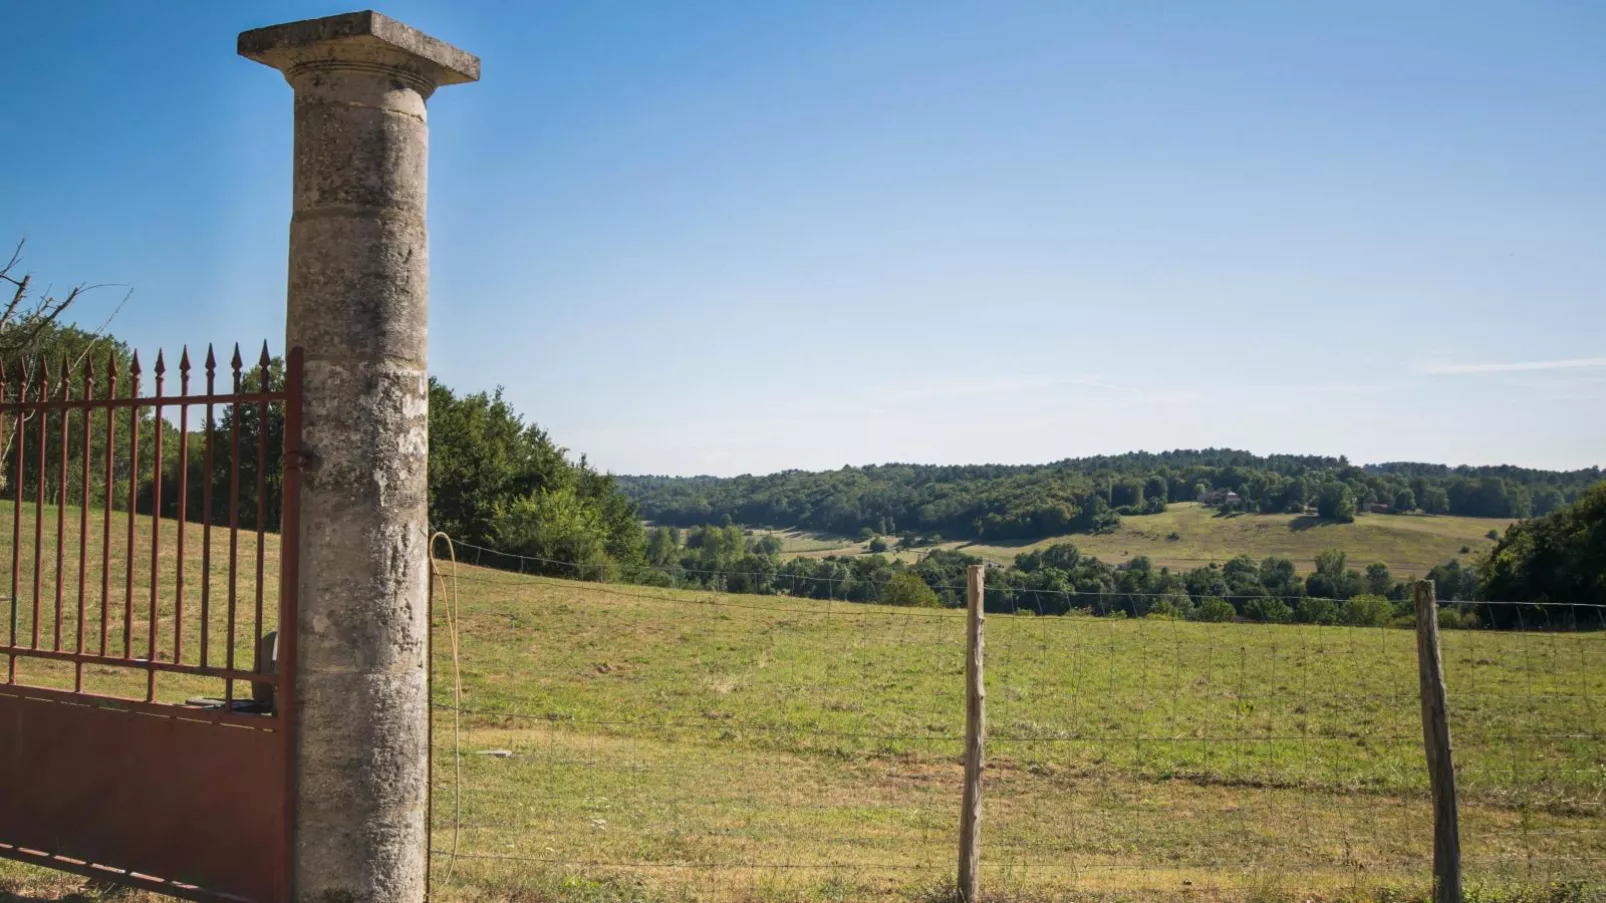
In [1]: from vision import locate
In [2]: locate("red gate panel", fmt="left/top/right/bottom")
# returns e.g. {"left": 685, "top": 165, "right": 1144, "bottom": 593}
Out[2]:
{"left": 0, "top": 345, "right": 302, "bottom": 903}
{"left": 0, "top": 687, "right": 283, "bottom": 902}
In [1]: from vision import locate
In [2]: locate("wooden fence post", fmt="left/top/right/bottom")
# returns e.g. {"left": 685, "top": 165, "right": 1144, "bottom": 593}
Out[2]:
{"left": 1414, "top": 579, "right": 1462, "bottom": 903}
{"left": 958, "top": 564, "right": 986, "bottom": 902}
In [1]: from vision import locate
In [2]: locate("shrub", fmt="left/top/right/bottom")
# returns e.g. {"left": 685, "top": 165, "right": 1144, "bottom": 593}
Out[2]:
{"left": 1459, "top": 545, "right": 1471, "bottom": 554}
{"left": 1243, "top": 597, "right": 1292, "bottom": 623}
{"left": 1439, "top": 606, "right": 1482, "bottom": 630}
{"left": 867, "top": 537, "right": 888, "bottom": 554}
{"left": 1295, "top": 597, "right": 1342, "bottom": 625}
{"left": 1165, "top": 531, "right": 1181, "bottom": 542}
{"left": 1485, "top": 528, "right": 1500, "bottom": 541}
{"left": 1189, "top": 598, "right": 1237, "bottom": 622}
{"left": 1146, "top": 594, "right": 1191, "bottom": 619}
{"left": 1343, "top": 594, "right": 1392, "bottom": 627}
{"left": 881, "top": 571, "right": 941, "bottom": 608}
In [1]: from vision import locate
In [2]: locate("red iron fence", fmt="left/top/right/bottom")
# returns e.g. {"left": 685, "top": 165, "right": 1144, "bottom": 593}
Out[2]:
{"left": 0, "top": 343, "right": 303, "bottom": 903}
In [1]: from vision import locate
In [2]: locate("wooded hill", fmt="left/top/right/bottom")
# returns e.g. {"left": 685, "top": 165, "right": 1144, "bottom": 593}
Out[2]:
{"left": 618, "top": 451, "right": 1602, "bottom": 543}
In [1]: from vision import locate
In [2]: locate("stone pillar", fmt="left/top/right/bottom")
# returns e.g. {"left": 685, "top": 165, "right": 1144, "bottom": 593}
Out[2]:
{"left": 238, "top": 13, "right": 477, "bottom": 903}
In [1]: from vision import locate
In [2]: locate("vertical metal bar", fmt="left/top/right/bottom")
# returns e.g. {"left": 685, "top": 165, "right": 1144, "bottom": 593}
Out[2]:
{"left": 175, "top": 349, "right": 190, "bottom": 663}
{"left": 76, "top": 358, "right": 93, "bottom": 691}
{"left": 226, "top": 345, "right": 242, "bottom": 707}
{"left": 278, "top": 346, "right": 304, "bottom": 901}
{"left": 100, "top": 355, "right": 117, "bottom": 657}
{"left": 201, "top": 346, "right": 215, "bottom": 669}
{"left": 253, "top": 344, "right": 269, "bottom": 671}
{"left": 1, "top": 363, "right": 13, "bottom": 684}
{"left": 54, "top": 355, "right": 69, "bottom": 652}
{"left": 147, "top": 351, "right": 165, "bottom": 701}
{"left": 32, "top": 359, "right": 48, "bottom": 650}
{"left": 123, "top": 352, "right": 140, "bottom": 658}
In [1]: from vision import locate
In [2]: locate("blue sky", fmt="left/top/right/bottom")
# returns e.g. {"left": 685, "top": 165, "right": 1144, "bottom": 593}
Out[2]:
{"left": 2, "top": 2, "right": 1602, "bottom": 476}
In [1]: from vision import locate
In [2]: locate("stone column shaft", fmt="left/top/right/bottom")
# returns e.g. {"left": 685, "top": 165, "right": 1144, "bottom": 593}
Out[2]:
{"left": 239, "top": 13, "right": 478, "bottom": 903}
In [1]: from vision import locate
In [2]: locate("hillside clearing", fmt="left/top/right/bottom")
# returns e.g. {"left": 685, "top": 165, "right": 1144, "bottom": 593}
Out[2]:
{"left": 776, "top": 503, "right": 1512, "bottom": 577}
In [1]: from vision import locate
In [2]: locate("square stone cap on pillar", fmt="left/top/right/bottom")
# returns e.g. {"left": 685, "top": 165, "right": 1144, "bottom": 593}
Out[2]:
{"left": 239, "top": 10, "right": 480, "bottom": 85}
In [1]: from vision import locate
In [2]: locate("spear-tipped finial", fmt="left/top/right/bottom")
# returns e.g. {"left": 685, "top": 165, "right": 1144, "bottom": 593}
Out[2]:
{"left": 154, "top": 349, "right": 167, "bottom": 377}
{"left": 179, "top": 347, "right": 192, "bottom": 390}
{"left": 130, "top": 350, "right": 142, "bottom": 376}
{"left": 258, "top": 341, "right": 272, "bottom": 370}
{"left": 231, "top": 344, "right": 243, "bottom": 371}
{"left": 205, "top": 344, "right": 217, "bottom": 373}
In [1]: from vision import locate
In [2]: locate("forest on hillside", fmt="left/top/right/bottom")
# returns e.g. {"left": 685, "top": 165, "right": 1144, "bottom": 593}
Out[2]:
{"left": 618, "top": 452, "right": 1603, "bottom": 542}
{"left": 1, "top": 318, "right": 1600, "bottom": 614}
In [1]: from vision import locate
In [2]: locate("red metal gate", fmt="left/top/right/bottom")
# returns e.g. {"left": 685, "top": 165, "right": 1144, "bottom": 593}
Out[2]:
{"left": 0, "top": 344, "right": 302, "bottom": 903}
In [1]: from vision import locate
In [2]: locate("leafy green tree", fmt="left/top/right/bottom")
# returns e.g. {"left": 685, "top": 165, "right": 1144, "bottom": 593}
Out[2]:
{"left": 492, "top": 486, "right": 614, "bottom": 579}
{"left": 1393, "top": 488, "right": 1416, "bottom": 512}
{"left": 1343, "top": 594, "right": 1392, "bottom": 627}
{"left": 1316, "top": 482, "right": 1356, "bottom": 522}
{"left": 1306, "top": 549, "right": 1363, "bottom": 599}
{"left": 1295, "top": 597, "right": 1341, "bottom": 625}
{"left": 1421, "top": 486, "right": 1450, "bottom": 515}
{"left": 1364, "top": 562, "right": 1392, "bottom": 597}
{"left": 881, "top": 570, "right": 941, "bottom": 608}
{"left": 645, "top": 525, "right": 678, "bottom": 567}
{"left": 867, "top": 536, "right": 888, "bottom": 554}
{"left": 1479, "top": 483, "right": 1606, "bottom": 606}
{"left": 1530, "top": 485, "right": 1565, "bottom": 516}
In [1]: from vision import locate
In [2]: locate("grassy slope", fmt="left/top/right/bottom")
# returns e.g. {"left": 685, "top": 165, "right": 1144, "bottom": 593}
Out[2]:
{"left": 776, "top": 504, "right": 1514, "bottom": 578}
{"left": 4, "top": 505, "right": 1599, "bottom": 902}
{"left": 425, "top": 571, "right": 1601, "bottom": 902}
{"left": 957, "top": 503, "right": 1512, "bottom": 576}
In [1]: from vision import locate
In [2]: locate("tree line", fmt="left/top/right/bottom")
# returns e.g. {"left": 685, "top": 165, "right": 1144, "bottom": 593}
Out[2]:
{"left": 4, "top": 321, "right": 1601, "bottom": 617}
{"left": 617, "top": 451, "right": 1601, "bottom": 542}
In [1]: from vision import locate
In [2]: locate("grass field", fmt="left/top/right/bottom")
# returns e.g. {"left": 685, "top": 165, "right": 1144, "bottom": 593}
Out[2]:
{"left": 3, "top": 504, "right": 1601, "bottom": 903}
{"left": 0, "top": 500, "right": 278, "bottom": 705}
{"left": 951, "top": 504, "right": 1513, "bottom": 577}
{"left": 771, "top": 504, "right": 1514, "bottom": 578}
{"left": 419, "top": 569, "right": 1602, "bottom": 902}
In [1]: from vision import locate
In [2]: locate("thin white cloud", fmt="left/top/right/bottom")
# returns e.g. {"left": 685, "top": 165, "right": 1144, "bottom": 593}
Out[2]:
{"left": 1420, "top": 357, "right": 1606, "bottom": 375}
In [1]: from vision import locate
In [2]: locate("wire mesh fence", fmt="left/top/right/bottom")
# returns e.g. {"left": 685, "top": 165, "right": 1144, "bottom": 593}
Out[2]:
{"left": 426, "top": 543, "right": 1605, "bottom": 902}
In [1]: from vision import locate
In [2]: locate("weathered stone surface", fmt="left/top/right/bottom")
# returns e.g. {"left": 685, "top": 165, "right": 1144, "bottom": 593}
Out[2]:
{"left": 239, "top": 10, "right": 479, "bottom": 93}
{"left": 240, "top": 12, "right": 476, "bottom": 903}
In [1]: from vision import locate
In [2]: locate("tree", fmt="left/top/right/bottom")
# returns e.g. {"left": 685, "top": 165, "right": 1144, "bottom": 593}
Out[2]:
{"left": 0, "top": 242, "right": 127, "bottom": 494}
{"left": 1364, "top": 562, "right": 1392, "bottom": 597}
{"left": 882, "top": 570, "right": 941, "bottom": 608}
{"left": 646, "top": 525, "right": 678, "bottom": 567}
{"left": 1393, "top": 488, "right": 1416, "bottom": 512}
{"left": 1295, "top": 596, "right": 1341, "bottom": 625}
{"left": 1343, "top": 595, "right": 1392, "bottom": 627}
{"left": 867, "top": 536, "right": 888, "bottom": 554}
{"left": 1479, "top": 483, "right": 1606, "bottom": 606}
{"left": 1307, "top": 548, "right": 1363, "bottom": 600}
{"left": 492, "top": 485, "right": 614, "bottom": 579}
{"left": 1316, "top": 483, "right": 1356, "bottom": 522}
{"left": 1421, "top": 486, "right": 1450, "bottom": 515}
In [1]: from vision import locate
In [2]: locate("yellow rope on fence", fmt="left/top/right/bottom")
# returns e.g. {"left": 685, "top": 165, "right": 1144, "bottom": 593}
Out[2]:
{"left": 429, "top": 532, "right": 464, "bottom": 887}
